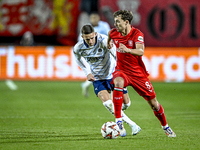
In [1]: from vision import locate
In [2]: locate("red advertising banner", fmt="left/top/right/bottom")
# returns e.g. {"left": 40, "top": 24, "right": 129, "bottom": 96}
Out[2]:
{"left": 99, "top": 0, "right": 200, "bottom": 47}
{"left": 0, "top": 0, "right": 80, "bottom": 45}
{"left": 0, "top": 46, "right": 200, "bottom": 82}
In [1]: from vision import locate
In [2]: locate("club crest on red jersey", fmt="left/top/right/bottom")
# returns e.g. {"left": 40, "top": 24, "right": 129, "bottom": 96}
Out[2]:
{"left": 128, "top": 40, "right": 133, "bottom": 47}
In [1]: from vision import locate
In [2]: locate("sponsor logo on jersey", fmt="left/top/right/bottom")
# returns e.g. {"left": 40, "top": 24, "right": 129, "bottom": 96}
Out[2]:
{"left": 128, "top": 40, "right": 133, "bottom": 47}
{"left": 116, "top": 48, "right": 125, "bottom": 53}
{"left": 138, "top": 36, "right": 144, "bottom": 42}
{"left": 87, "top": 56, "right": 104, "bottom": 63}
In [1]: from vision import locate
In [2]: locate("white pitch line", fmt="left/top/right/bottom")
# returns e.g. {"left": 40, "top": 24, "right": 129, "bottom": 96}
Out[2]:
{"left": 5, "top": 79, "right": 18, "bottom": 90}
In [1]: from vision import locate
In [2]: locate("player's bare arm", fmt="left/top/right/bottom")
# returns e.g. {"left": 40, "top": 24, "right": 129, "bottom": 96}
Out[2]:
{"left": 119, "top": 43, "right": 144, "bottom": 56}
{"left": 107, "top": 31, "right": 113, "bottom": 49}
{"left": 87, "top": 73, "right": 95, "bottom": 81}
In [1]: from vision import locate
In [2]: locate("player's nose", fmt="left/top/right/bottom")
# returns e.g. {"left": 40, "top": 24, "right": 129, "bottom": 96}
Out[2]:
{"left": 89, "top": 39, "right": 93, "bottom": 44}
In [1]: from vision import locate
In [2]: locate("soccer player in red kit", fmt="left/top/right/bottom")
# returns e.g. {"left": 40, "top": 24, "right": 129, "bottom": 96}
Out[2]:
{"left": 107, "top": 10, "right": 176, "bottom": 137}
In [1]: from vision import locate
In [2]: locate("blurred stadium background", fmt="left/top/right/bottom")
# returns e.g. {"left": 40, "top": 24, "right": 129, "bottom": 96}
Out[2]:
{"left": 0, "top": 0, "right": 200, "bottom": 149}
{"left": 0, "top": 0, "right": 199, "bottom": 82}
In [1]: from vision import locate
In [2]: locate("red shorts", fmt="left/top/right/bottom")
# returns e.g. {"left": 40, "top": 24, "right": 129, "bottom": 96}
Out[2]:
{"left": 111, "top": 70, "right": 156, "bottom": 101}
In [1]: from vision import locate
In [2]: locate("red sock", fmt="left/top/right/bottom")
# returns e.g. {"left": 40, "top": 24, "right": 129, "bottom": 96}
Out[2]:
{"left": 113, "top": 87, "right": 123, "bottom": 118}
{"left": 153, "top": 104, "right": 167, "bottom": 126}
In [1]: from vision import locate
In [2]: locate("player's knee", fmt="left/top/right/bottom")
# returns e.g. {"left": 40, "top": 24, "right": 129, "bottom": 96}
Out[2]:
{"left": 148, "top": 98, "right": 159, "bottom": 110}
{"left": 114, "top": 77, "right": 124, "bottom": 88}
{"left": 98, "top": 90, "right": 111, "bottom": 102}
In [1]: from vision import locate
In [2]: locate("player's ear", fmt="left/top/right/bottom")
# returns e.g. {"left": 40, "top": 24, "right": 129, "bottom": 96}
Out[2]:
{"left": 125, "top": 20, "right": 129, "bottom": 25}
{"left": 95, "top": 32, "right": 97, "bottom": 36}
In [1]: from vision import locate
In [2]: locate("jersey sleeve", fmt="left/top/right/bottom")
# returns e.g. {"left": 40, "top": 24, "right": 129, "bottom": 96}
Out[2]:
{"left": 73, "top": 45, "right": 91, "bottom": 76}
{"left": 134, "top": 30, "right": 144, "bottom": 44}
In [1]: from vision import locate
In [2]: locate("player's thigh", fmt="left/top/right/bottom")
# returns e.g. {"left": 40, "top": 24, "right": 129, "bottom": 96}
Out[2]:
{"left": 132, "top": 77, "right": 156, "bottom": 100}
{"left": 97, "top": 90, "right": 111, "bottom": 102}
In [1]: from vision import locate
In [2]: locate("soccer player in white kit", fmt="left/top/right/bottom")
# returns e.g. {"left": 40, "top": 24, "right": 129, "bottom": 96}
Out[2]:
{"left": 73, "top": 24, "right": 141, "bottom": 136}
{"left": 78, "top": 13, "right": 111, "bottom": 97}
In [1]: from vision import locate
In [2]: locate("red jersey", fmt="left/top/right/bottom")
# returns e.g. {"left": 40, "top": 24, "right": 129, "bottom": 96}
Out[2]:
{"left": 110, "top": 26, "right": 149, "bottom": 78}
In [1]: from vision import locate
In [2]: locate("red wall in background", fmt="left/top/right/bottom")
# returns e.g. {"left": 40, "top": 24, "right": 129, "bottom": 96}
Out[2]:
{"left": 99, "top": 0, "right": 200, "bottom": 47}
{"left": 0, "top": 0, "right": 200, "bottom": 47}
{"left": 0, "top": 0, "right": 80, "bottom": 45}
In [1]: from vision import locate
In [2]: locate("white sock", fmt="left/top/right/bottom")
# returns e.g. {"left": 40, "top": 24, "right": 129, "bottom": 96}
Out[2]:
{"left": 121, "top": 111, "right": 136, "bottom": 127}
{"left": 162, "top": 124, "right": 169, "bottom": 129}
{"left": 115, "top": 118, "right": 123, "bottom": 123}
{"left": 103, "top": 100, "right": 136, "bottom": 127}
{"left": 122, "top": 100, "right": 131, "bottom": 111}
{"left": 83, "top": 80, "right": 92, "bottom": 88}
{"left": 103, "top": 100, "right": 114, "bottom": 115}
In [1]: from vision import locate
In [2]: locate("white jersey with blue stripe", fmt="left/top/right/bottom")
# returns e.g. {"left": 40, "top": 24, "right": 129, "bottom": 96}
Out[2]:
{"left": 73, "top": 33, "right": 116, "bottom": 81}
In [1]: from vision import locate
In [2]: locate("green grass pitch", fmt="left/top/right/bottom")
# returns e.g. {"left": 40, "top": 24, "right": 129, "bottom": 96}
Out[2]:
{"left": 0, "top": 81, "right": 200, "bottom": 150}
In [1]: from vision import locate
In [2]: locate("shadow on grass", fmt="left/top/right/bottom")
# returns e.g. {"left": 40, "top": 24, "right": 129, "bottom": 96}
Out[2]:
{"left": 0, "top": 131, "right": 142, "bottom": 144}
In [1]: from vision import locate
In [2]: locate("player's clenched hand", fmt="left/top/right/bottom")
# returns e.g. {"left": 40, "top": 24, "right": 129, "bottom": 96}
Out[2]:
{"left": 119, "top": 43, "right": 131, "bottom": 53}
{"left": 107, "top": 41, "right": 113, "bottom": 49}
{"left": 87, "top": 73, "right": 95, "bottom": 82}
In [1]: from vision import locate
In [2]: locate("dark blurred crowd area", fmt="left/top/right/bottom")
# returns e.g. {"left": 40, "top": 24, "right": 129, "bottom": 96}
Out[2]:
{"left": 0, "top": 0, "right": 199, "bottom": 47}
{"left": 0, "top": 34, "right": 59, "bottom": 46}
{"left": 0, "top": 0, "right": 99, "bottom": 46}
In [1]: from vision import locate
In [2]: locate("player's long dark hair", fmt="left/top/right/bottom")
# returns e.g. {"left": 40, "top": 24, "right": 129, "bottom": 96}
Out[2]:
{"left": 81, "top": 24, "right": 94, "bottom": 34}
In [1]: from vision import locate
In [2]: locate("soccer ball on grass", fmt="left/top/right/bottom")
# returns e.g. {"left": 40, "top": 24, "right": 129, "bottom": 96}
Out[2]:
{"left": 101, "top": 121, "right": 120, "bottom": 139}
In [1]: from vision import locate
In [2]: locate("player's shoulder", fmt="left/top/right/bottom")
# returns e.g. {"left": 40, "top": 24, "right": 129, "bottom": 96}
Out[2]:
{"left": 97, "top": 33, "right": 109, "bottom": 47}
{"left": 132, "top": 27, "right": 144, "bottom": 35}
{"left": 97, "top": 33, "right": 108, "bottom": 41}
{"left": 109, "top": 28, "right": 119, "bottom": 37}
{"left": 131, "top": 27, "right": 144, "bottom": 43}
{"left": 98, "top": 32, "right": 108, "bottom": 38}
{"left": 110, "top": 28, "right": 117, "bottom": 34}
{"left": 73, "top": 40, "right": 84, "bottom": 52}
